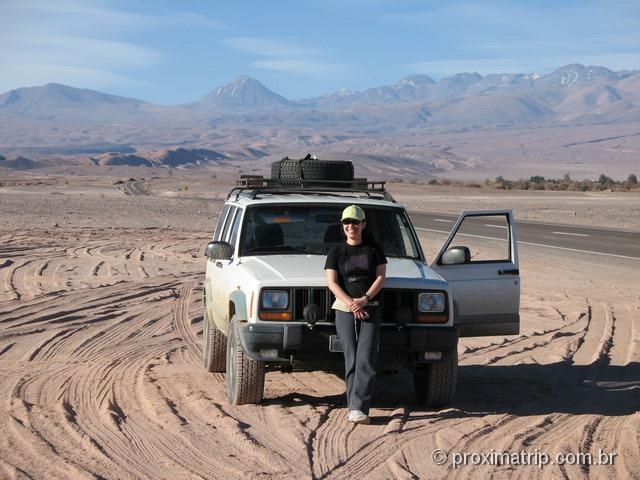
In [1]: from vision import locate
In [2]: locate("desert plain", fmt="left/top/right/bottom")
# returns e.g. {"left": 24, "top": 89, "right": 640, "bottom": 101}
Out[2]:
{"left": 0, "top": 170, "right": 638, "bottom": 479}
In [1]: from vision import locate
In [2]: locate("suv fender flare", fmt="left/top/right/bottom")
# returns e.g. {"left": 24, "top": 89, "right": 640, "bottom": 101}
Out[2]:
{"left": 202, "top": 287, "right": 215, "bottom": 326}
{"left": 228, "top": 290, "right": 248, "bottom": 322}
{"left": 227, "top": 292, "right": 265, "bottom": 362}
{"left": 452, "top": 299, "right": 460, "bottom": 325}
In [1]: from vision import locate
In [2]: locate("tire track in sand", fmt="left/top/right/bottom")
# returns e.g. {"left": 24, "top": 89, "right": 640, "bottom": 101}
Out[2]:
{"left": 2, "top": 225, "right": 638, "bottom": 479}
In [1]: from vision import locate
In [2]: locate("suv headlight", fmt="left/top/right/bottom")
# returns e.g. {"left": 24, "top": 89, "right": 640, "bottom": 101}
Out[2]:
{"left": 259, "top": 289, "right": 292, "bottom": 321}
{"left": 418, "top": 292, "right": 445, "bottom": 312}
{"left": 261, "top": 289, "right": 289, "bottom": 309}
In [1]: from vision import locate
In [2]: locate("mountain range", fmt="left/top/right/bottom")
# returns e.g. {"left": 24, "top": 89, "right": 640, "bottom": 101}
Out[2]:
{"left": 1, "top": 64, "right": 638, "bottom": 121}
{"left": 1, "top": 63, "right": 639, "bottom": 177}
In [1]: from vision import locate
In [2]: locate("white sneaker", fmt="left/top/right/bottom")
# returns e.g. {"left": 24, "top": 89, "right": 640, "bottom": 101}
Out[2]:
{"left": 347, "top": 409, "right": 370, "bottom": 424}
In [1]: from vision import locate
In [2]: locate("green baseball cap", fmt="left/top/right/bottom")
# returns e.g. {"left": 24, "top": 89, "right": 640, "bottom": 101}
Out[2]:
{"left": 341, "top": 204, "right": 365, "bottom": 221}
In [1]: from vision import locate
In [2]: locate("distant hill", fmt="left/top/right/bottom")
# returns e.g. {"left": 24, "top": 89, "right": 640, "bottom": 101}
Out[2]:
{"left": 92, "top": 153, "right": 154, "bottom": 167}
{"left": 0, "top": 84, "right": 148, "bottom": 120}
{"left": 0, "top": 83, "right": 196, "bottom": 122}
{"left": 0, "top": 155, "right": 45, "bottom": 169}
{"left": 425, "top": 94, "right": 554, "bottom": 125}
{"left": 537, "top": 64, "right": 623, "bottom": 88}
{"left": 91, "top": 148, "right": 229, "bottom": 167}
{"left": 188, "top": 76, "right": 296, "bottom": 111}
{"left": 300, "top": 74, "right": 439, "bottom": 109}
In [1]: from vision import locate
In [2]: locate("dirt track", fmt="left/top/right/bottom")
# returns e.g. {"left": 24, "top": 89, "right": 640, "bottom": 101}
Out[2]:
{"left": 0, "top": 189, "right": 639, "bottom": 479}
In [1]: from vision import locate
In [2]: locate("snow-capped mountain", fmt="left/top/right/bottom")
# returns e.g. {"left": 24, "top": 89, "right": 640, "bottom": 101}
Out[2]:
{"left": 189, "top": 75, "right": 296, "bottom": 111}
{"left": 537, "top": 64, "right": 625, "bottom": 88}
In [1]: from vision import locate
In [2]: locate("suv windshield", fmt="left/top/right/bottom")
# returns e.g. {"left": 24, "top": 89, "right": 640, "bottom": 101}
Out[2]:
{"left": 239, "top": 204, "right": 421, "bottom": 259}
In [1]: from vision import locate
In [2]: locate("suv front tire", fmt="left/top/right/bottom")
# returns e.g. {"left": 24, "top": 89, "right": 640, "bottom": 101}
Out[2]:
{"left": 202, "top": 304, "right": 227, "bottom": 372}
{"left": 226, "top": 317, "right": 265, "bottom": 405}
{"left": 414, "top": 347, "right": 458, "bottom": 407}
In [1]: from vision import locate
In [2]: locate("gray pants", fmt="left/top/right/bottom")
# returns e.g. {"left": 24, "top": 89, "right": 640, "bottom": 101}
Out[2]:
{"left": 335, "top": 308, "right": 381, "bottom": 414}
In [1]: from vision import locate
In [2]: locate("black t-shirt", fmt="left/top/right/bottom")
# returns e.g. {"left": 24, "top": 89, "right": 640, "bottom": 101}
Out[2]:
{"left": 324, "top": 241, "right": 387, "bottom": 299}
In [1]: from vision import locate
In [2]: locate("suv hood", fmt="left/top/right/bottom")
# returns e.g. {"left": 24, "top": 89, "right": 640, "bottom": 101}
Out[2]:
{"left": 239, "top": 255, "right": 446, "bottom": 288}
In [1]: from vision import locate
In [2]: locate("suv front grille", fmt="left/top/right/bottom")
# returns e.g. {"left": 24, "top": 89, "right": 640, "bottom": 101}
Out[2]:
{"left": 290, "top": 287, "right": 419, "bottom": 323}
{"left": 381, "top": 289, "right": 417, "bottom": 322}
{"left": 292, "top": 288, "right": 334, "bottom": 321}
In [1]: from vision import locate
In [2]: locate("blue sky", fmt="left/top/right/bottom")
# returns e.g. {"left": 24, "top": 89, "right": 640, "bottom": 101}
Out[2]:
{"left": 1, "top": 0, "right": 639, "bottom": 104}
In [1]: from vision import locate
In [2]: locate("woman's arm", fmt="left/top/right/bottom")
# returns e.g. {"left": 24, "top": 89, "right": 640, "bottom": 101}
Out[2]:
{"left": 366, "top": 263, "right": 386, "bottom": 300}
{"left": 349, "top": 263, "right": 386, "bottom": 312}
{"left": 326, "top": 269, "right": 354, "bottom": 306}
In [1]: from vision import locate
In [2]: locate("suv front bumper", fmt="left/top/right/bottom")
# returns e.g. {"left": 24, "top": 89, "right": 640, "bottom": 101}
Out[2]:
{"left": 238, "top": 321, "right": 458, "bottom": 370}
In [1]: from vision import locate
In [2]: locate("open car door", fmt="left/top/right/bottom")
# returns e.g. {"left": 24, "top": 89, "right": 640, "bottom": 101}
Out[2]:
{"left": 430, "top": 210, "right": 520, "bottom": 337}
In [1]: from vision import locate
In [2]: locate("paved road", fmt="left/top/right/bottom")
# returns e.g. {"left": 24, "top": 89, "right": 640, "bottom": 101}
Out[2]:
{"left": 409, "top": 211, "right": 640, "bottom": 260}
{"left": 122, "top": 181, "right": 150, "bottom": 196}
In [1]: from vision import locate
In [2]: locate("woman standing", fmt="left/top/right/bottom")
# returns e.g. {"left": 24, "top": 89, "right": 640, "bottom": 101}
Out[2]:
{"left": 325, "top": 205, "right": 387, "bottom": 424}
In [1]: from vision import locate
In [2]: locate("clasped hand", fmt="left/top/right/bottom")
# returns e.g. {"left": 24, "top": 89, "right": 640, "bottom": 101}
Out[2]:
{"left": 348, "top": 296, "right": 369, "bottom": 319}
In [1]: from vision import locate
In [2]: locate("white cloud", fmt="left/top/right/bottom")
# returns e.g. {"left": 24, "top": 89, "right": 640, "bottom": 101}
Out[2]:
{"left": 0, "top": 0, "right": 222, "bottom": 92}
{"left": 381, "top": 1, "right": 640, "bottom": 75}
{"left": 1, "top": 0, "right": 225, "bottom": 31}
{"left": 252, "top": 59, "right": 341, "bottom": 75}
{"left": 223, "top": 37, "right": 319, "bottom": 58}
{"left": 0, "top": 35, "right": 159, "bottom": 69}
{"left": 223, "top": 36, "right": 341, "bottom": 76}
{"left": 378, "top": 2, "right": 640, "bottom": 30}
{"left": 0, "top": 64, "right": 148, "bottom": 92}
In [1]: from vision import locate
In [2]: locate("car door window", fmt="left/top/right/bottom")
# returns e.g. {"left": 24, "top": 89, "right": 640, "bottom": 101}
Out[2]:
{"left": 444, "top": 214, "right": 510, "bottom": 263}
{"left": 396, "top": 211, "right": 418, "bottom": 258}
{"left": 228, "top": 209, "right": 243, "bottom": 247}
{"left": 213, "top": 205, "right": 230, "bottom": 240}
{"left": 221, "top": 207, "right": 237, "bottom": 242}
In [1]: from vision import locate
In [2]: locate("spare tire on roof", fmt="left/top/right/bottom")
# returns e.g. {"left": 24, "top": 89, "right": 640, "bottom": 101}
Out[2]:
{"left": 271, "top": 154, "right": 354, "bottom": 186}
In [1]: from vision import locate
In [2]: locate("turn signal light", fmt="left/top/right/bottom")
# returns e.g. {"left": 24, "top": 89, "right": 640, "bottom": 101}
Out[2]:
{"left": 258, "top": 312, "right": 292, "bottom": 321}
{"left": 416, "top": 314, "right": 448, "bottom": 323}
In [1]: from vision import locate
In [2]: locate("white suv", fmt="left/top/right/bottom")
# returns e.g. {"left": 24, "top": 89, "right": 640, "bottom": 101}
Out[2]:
{"left": 202, "top": 170, "right": 520, "bottom": 406}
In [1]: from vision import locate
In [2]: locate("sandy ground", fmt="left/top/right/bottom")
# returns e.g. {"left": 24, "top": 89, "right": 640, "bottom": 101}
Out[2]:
{"left": 0, "top": 178, "right": 639, "bottom": 479}
{"left": 2, "top": 169, "right": 640, "bottom": 232}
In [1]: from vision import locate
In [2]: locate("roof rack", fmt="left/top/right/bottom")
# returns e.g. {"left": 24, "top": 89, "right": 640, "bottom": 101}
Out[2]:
{"left": 227, "top": 175, "right": 396, "bottom": 202}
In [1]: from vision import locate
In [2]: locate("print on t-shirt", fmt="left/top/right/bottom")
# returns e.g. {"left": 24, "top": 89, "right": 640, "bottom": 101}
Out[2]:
{"left": 345, "top": 253, "right": 369, "bottom": 274}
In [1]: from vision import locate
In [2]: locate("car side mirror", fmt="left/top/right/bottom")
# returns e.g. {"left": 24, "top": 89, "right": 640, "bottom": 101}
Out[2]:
{"left": 205, "top": 241, "right": 234, "bottom": 260}
{"left": 440, "top": 246, "right": 471, "bottom": 265}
